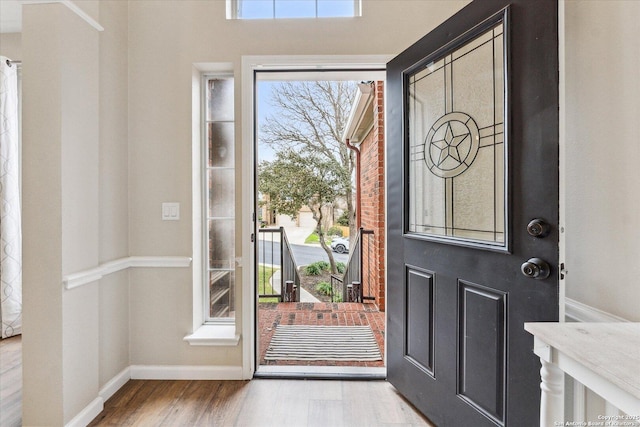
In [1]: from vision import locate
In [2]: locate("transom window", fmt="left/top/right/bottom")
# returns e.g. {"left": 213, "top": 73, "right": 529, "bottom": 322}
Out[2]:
{"left": 227, "top": 0, "right": 361, "bottom": 19}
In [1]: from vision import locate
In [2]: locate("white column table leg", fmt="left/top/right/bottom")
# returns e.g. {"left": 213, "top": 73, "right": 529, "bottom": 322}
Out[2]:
{"left": 540, "top": 358, "right": 564, "bottom": 427}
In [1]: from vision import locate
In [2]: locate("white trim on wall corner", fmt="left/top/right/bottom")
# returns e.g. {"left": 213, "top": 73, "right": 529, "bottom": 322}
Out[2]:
{"left": 99, "top": 366, "right": 131, "bottom": 403}
{"left": 130, "top": 365, "right": 244, "bottom": 380}
{"left": 63, "top": 256, "right": 192, "bottom": 290}
{"left": 565, "top": 298, "right": 630, "bottom": 323}
{"left": 64, "top": 397, "right": 103, "bottom": 427}
{"left": 22, "top": 0, "right": 104, "bottom": 31}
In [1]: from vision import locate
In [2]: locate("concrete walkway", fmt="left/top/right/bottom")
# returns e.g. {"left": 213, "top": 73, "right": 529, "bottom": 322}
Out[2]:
{"left": 282, "top": 225, "right": 315, "bottom": 245}
{"left": 270, "top": 269, "right": 319, "bottom": 302}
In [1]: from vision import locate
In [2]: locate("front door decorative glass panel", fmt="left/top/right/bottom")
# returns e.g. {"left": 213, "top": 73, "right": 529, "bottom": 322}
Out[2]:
{"left": 407, "top": 21, "right": 506, "bottom": 248}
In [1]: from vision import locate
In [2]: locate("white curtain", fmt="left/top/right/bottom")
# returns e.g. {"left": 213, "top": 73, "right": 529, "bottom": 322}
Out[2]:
{"left": 0, "top": 56, "right": 22, "bottom": 338}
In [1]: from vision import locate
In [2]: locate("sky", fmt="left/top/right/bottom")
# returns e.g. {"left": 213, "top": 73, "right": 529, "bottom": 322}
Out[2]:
{"left": 239, "top": 0, "right": 356, "bottom": 19}
{"left": 256, "top": 81, "right": 278, "bottom": 162}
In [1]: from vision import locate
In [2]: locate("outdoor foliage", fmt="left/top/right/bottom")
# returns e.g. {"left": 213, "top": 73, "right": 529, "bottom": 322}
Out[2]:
{"left": 336, "top": 262, "right": 346, "bottom": 274}
{"left": 315, "top": 281, "right": 333, "bottom": 296}
{"left": 259, "top": 149, "right": 344, "bottom": 273}
{"left": 260, "top": 81, "right": 358, "bottom": 238}
{"left": 304, "top": 232, "right": 331, "bottom": 245}
{"left": 258, "top": 265, "right": 279, "bottom": 303}
{"left": 327, "top": 226, "right": 343, "bottom": 237}
{"left": 336, "top": 210, "right": 350, "bottom": 227}
{"left": 304, "top": 260, "right": 330, "bottom": 276}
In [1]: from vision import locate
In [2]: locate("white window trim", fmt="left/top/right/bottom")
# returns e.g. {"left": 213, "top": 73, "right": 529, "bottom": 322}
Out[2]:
{"left": 240, "top": 55, "right": 391, "bottom": 379}
{"left": 186, "top": 62, "right": 240, "bottom": 347}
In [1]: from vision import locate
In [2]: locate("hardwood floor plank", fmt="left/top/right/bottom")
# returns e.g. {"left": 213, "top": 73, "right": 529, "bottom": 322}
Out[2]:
{"left": 88, "top": 378, "right": 433, "bottom": 426}
{"left": 308, "top": 399, "right": 345, "bottom": 427}
{"left": 192, "top": 380, "right": 250, "bottom": 426}
{"left": 2, "top": 337, "right": 432, "bottom": 426}
{"left": 0, "top": 335, "right": 22, "bottom": 427}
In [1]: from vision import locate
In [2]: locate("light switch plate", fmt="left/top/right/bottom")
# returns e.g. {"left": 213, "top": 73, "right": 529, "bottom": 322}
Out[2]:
{"left": 162, "top": 202, "right": 180, "bottom": 220}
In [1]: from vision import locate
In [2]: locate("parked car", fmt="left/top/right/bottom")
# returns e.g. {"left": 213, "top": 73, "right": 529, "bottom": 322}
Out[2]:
{"left": 330, "top": 237, "right": 349, "bottom": 254}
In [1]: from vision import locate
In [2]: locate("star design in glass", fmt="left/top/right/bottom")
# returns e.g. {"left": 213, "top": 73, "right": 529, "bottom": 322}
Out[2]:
{"left": 430, "top": 122, "right": 471, "bottom": 168}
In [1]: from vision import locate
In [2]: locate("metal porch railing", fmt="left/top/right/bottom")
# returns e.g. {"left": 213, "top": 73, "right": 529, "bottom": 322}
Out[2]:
{"left": 258, "top": 227, "right": 301, "bottom": 302}
{"left": 330, "top": 228, "right": 375, "bottom": 303}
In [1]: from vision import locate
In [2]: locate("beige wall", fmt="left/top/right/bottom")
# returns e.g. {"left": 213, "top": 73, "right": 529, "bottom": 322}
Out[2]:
{"left": 97, "top": 0, "right": 130, "bottom": 391}
{"left": 21, "top": 0, "right": 129, "bottom": 424}
{"left": 563, "top": 0, "right": 640, "bottom": 322}
{"left": 126, "top": 0, "right": 469, "bottom": 366}
{"left": 0, "top": 32, "right": 21, "bottom": 59}
{"left": 22, "top": 4, "right": 66, "bottom": 423}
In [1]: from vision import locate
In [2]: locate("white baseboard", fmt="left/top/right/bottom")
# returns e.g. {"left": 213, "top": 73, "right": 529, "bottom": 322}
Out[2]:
{"left": 565, "top": 298, "right": 629, "bottom": 323}
{"left": 130, "top": 364, "right": 244, "bottom": 380}
{"left": 64, "top": 397, "right": 103, "bottom": 427}
{"left": 67, "top": 364, "right": 242, "bottom": 426}
{"left": 99, "top": 366, "right": 131, "bottom": 402}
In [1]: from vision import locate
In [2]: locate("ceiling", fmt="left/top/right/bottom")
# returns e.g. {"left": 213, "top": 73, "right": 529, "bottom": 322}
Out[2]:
{"left": 0, "top": 0, "right": 23, "bottom": 33}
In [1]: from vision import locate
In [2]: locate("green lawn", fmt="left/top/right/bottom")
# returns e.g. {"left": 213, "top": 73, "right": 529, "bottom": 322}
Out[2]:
{"left": 258, "top": 265, "right": 280, "bottom": 303}
{"left": 304, "top": 232, "right": 331, "bottom": 244}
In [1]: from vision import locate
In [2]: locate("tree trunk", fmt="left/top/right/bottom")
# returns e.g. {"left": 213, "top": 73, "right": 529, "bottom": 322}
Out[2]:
{"left": 315, "top": 205, "right": 337, "bottom": 275}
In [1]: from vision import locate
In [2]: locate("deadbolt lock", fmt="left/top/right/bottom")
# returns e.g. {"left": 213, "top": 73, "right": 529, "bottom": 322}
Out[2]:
{"left": 521, "top": 258, "right": 551, "bottom": 280}
{"left": 527, "top": 218, "right": 550, "bottom": 238}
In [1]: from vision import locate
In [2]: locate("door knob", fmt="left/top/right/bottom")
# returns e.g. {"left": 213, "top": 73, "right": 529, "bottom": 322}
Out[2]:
{"left": 527, "top": 218, "right": 550, "bottom": 238}
{"left": 521, "top": 258, "right": 551, "bottom": 279}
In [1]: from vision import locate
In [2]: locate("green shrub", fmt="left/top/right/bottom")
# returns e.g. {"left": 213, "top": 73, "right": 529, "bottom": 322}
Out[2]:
{"left": 336, "top": 211, "right": 350, "bottom": 226}
{"left": 333, "top": 293, "right": 343, "bottom": 303}
{"left": 327, "top": 226, "right": 343, "bottom": 237}
{"left": 315, "top": 281, "right": 332, "bottom": 296}
{"left": 305, "top": 263, "right": 322, "bottom": 275}
{"left": 336, "top": 262, "right": 346, "bottom": 274}
{"left": 305, "top": 260, "right": 330, "bottom": 275}
{"left": 315, "top": 261, "right": 330, "bottom": 271}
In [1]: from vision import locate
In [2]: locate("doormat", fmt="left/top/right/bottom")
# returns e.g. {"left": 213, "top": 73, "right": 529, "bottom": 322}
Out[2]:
{"left": 264, "top": 325, "right": 382, "bottom": 361}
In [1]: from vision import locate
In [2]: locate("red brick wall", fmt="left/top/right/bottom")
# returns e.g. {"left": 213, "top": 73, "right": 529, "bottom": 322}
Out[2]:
{"left": 359, "top": 82, "right": 385, "bottom": 311}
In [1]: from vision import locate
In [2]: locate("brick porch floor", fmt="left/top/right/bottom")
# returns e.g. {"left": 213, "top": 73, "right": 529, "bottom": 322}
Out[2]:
{"left": 258, "top": 302, "right": 385, "bottom": 368}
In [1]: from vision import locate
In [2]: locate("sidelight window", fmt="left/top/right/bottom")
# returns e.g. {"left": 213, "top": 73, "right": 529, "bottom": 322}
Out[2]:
{"left": 205, "top": 75, "right": 235, "bottom": 320}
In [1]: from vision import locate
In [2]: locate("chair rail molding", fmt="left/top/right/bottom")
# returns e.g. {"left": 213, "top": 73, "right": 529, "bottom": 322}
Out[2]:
{"left": 63, "top": 256, "right": 192, "bottom": 290}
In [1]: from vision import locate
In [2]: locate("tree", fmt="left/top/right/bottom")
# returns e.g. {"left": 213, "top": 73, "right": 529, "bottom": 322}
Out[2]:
{"left": 259, "top": 149, "right": 343, "bottom": 274}
{"left": 260, "top": 81, "right": 357, "bottom": 237}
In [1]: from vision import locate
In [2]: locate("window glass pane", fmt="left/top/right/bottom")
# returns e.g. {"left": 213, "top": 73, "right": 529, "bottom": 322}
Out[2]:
{"left": 238, "top": 0, "right": 273, "bottom": 19}
{"left": 210, "top": 271, "right": 235, "bottom": 318}
{"left": 206, "top": 78, "right": 234, "bottom": 122}
{"left": 208, "top": 122, "right": 234, "bottom": 168}
{"left": 208, "top": 219, "right": 235, "bottom": 318}
{"left": 318, "top": 0, "right": 354, "bottom": 17}
{"left": 407, "top": 22, "right": 506, "bottom": 247}
{"left": 208, "top": 169, "right": 235, "bottom": 218}
{"left": 275, "top": 0, "right": 315, "bottom": 18}
{"left": 208, "top": 219, "right": 235, "bottom": 270}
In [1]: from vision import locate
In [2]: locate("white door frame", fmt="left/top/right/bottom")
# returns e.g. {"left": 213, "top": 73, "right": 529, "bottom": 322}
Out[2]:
{"left": 240, "top": 55, "right": 392, "bottom": 378}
